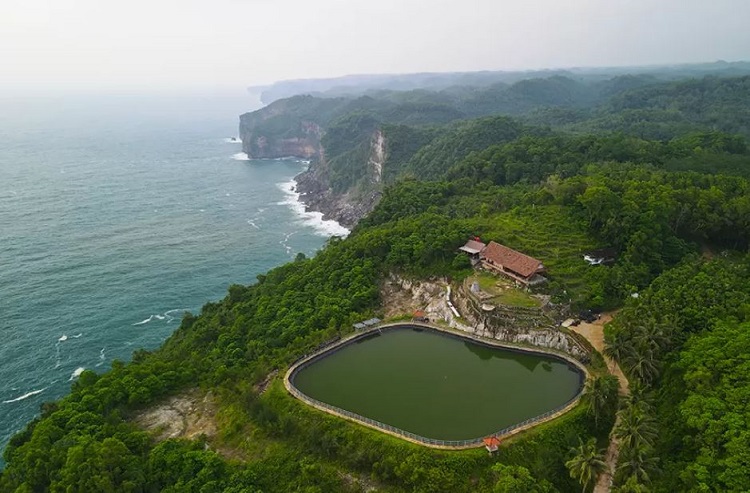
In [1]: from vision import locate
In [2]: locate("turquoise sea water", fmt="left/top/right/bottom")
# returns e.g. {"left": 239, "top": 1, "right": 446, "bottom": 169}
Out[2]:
{"left": 0, "top": 92, "right": 343, "bottom": 464}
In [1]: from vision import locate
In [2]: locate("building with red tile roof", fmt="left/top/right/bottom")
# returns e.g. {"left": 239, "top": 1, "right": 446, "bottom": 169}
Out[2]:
{"left": 479, "top": 241, "right": 545, "bottom": 286}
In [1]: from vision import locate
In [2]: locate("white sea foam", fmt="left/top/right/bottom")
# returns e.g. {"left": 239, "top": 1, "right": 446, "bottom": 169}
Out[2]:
{"left": 58, "top": 334, "right": 68, "bottom": 342}
{"left": 232, "top": 152, "right": 250, "bottom": 161}
{"left": 69, "top": 367, "right": 85, "bottom": 381}
{"left": 164, "top": 308, "right": 190, "bottom": 323}
{"left": 95, "top": 348, "right": 106, "bottom": 367}
{"left": 54, "top": 343, "right": 61, "bottom": 368}
{"left": 3, "top": 388, "right": 46, "bottom": 404}
{"left": 223, "top": 137, "right": 242, "bottom": 143}
{"left": 280, "top": 232, "right": 295, "bottom": 256}
{"left": 247, "top": 219, "right": 260, "bottom": 230}
{"left": 276, "top": 179, "right": 350, "bottom": 238}
{"left": 164, "top": 308, "right": 189, "bottom": 315}
{"left": 72, "top": 333, "right": 82, "bottom": 338}
{"left": 134, "top": 309, "right": 186, "bottom": 326}
{"left": 133, "top": 315, "right": 156, "bottom": 326}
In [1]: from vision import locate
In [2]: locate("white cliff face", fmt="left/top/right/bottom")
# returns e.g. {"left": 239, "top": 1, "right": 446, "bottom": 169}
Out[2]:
{"left": 368, "top": 129, "right": 386, "bottom": 184}
{"left": 291, "top": 128, "right": 387, "bottom": 229}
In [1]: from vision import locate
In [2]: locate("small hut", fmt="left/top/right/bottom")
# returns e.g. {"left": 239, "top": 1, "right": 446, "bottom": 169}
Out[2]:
{"left": 459, "top": 237, "right": 487, "bottom": 266}
{"left": 483, "top": 436, "right": 501, "bottom": 454}
{"left": 412, "top": 310, "right": 428, "bottom": 323}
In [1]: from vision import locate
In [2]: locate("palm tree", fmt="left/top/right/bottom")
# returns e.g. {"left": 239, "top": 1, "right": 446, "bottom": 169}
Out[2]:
{"left": 604, "top": 330, "right": 635, "bottom": 364}
{"left": 612, "top": 475, "right": 649, "bottom": 493}
{"left": 565, "top": 438, "right": 608, "bottom": 493}
{"left": 623, "top": 346, "right": 659, "bottom": 385}
{"left": 621, "top": 382, "right": 654, "bottom": 415}
{"left": 617, "top": 445, "right": 660, "bottom": 485}
{"left": 583, "top": 374, "right": 619, "bottom": 428}
{"left": 614, "top": 404, "right": 657, "bottom": 451}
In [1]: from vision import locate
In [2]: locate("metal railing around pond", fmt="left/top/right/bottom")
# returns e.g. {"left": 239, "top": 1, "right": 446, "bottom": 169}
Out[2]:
{"left": 286, "top": 323, "right": 586, "bottom": 449}
{"left": 287, "top": 380, "right": 582, "bottom": 448}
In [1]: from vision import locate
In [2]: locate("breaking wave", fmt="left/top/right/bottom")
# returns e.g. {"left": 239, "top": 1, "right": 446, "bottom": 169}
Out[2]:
{"left": 276, "top": 179, "right": 350, "bottom": 238}
{"left": 3, "top": 388, "right": 46, "bottom": 404}
{"left": 69, "top": 367, "right": 85, "bottom": 381}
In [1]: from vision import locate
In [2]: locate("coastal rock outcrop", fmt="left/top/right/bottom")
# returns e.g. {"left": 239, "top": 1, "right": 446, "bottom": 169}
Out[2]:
{"left": 240, "top": 100, "right": 387, "bottom": 228}
{"left": 239, "top": 112, "right": 323, "bottom": 160}
{"left": 294, "top": 129, "right": 385, "bottom": 228}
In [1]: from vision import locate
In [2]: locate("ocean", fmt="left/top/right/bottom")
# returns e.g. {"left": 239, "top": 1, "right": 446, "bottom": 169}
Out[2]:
{"left": 0, "top": 91, "right": 346, "bottom": 465}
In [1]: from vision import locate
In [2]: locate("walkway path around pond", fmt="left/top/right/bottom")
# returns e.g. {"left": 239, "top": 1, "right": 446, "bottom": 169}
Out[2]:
{"left": 286, "top": 321, "right": 589, "bottom": 450}
{"left": 569, "top": 312, "right": 629, "bottom": 493}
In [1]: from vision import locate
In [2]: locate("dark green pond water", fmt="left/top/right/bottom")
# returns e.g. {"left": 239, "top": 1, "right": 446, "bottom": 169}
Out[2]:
{"left": 292, "top": 327, "right": 583, "bottom": 441}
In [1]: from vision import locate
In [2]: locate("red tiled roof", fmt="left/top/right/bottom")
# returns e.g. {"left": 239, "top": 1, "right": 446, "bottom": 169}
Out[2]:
{"left": 483, "top": 436, "right": 501, "bottom": 447}
{"left": 481, "top": 241, "right": 544, "bottom": 278}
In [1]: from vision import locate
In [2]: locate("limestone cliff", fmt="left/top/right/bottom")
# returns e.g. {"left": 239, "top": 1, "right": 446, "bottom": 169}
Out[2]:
{"left": 239, "top": 116, "right": 323, "bottom": 160}
{"left": 295, "top": 129, "right": 386, "bottom": 228}
{"left": 240, "top": 98, "right": 388, "bottom": 228}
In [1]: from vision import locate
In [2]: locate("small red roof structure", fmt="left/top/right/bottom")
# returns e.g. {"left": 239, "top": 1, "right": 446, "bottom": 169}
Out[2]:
{"left": 483, "top": 436, "right": 501, "bottom": 453}
{"left": 459, "top": 239, "right": 486, "bottom": 255}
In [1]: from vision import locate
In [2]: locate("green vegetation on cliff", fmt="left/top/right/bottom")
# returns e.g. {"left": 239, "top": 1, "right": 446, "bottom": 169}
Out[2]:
{"left": 4, "top": 69, "right": 750, "bottom": 492}
{"left": 242, "top": 74, "right": 750, "bottom": 218}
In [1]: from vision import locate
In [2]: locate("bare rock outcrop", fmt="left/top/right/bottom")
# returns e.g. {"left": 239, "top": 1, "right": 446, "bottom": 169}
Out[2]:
{"left": 293, "top": 129, "right": 386, "bottom": 228}
{"left": 383, "top": 274, "right": 588, "bottom": 361}
{"left": 133, "top": 389, "right": 217, "bottom": 442}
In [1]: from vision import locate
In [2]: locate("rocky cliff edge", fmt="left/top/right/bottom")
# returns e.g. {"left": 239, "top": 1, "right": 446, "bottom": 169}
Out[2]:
{"left": 239, "top": 107, "right": 386, "bottom": 229}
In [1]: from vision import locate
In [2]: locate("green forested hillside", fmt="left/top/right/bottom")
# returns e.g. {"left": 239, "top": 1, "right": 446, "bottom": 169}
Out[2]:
{"left": 565, "top": 76, "right": 750, "bottom": 140}
{"left": 255, "top": 61, "right": 750, "bottom": 103}
{"left": 5, "top": 72, "right": 750, "bottom": 492}
{"left": 242, "top": 74, "right": 750, "bottom": 203}
{"left": 605, "top": 258, "right": 750, "bottom": 491}
{"left": 4, "top": 121, "right": 750, "bottom": 490}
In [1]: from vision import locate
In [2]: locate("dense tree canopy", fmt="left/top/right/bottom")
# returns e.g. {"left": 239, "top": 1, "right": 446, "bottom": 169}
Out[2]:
{"left": 5, "top": 71, "right": 750, "bottom": 491}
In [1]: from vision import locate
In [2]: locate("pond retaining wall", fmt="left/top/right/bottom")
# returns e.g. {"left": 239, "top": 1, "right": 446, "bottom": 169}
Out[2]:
{"left": 284, "top": 322, "right": 589, "bottom": 450}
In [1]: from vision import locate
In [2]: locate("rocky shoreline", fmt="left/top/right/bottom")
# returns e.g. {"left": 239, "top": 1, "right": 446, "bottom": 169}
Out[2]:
{"left": 239, "top": 104, "right": 386, "bottom": 229}
{"left": 294, "top": 166, "right": 380, "bottom": 229}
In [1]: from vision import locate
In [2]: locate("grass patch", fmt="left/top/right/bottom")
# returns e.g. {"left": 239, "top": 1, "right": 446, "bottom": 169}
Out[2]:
{"left": 466, "top": 205, "right": 602, "bottom": 304}
{"left": 471, "top": 271, "right": 541, "bottom": 308}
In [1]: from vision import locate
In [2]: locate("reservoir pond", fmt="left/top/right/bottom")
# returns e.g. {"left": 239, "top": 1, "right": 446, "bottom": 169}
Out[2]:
{"left": 292, "top": 327, "right": 584, "bottom": 441}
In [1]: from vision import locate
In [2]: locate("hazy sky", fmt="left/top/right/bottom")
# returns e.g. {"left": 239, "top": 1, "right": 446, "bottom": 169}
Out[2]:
{"left": 2, "top": 0, "right": 749, "bottom": 94}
